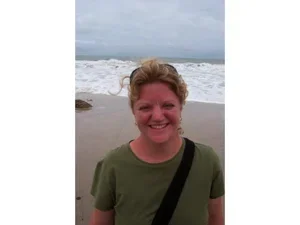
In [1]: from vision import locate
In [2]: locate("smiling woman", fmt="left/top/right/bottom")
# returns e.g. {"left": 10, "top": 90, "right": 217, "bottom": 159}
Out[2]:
{"left": 89, "top": 58, "right": 224, "bottom": 225}
{"left": 133, "top": 83, "right": 182, "bottom": 146}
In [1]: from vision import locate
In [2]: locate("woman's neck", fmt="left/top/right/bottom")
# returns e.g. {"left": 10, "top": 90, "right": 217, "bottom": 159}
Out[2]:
{"left": 130, "top": 135, "right": 183, "bottom": 163}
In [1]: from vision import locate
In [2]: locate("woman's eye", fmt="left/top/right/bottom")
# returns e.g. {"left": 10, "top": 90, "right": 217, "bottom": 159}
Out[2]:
{"left": 139, "top": 106, "right": 150, "bottom": 110}
{"left": 164, "top": 104, "right": 174, "bottom": 109}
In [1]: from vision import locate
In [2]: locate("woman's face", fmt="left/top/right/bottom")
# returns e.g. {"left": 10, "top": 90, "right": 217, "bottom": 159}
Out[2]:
{"left": 133, "top": 82, "right": 182, "bottom": 144}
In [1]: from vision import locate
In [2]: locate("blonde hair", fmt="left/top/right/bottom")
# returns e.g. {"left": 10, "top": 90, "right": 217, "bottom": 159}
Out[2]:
{"left": 110, "top": 58, "right": 188, "bottom": 109}
{"left": 109, "top": 58, "right": 189, "bottom": 134}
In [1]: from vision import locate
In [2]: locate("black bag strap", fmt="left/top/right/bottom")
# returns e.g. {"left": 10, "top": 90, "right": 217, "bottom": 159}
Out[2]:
{"left": 151, "top": 137, "right": 195, "bottom": 225}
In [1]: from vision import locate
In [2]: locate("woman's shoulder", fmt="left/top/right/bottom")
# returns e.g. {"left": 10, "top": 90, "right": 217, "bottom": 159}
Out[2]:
{"left": 192, "top": 140, "right": 221, "bottom": 163}
{"left": 187, "top": 140, "right": 223, "bottom": 177}
{"left": 92, "top": 142, "right": 131, "bottom": 181}
{"left": 97, "top": 142, "right": 132, "bottom": 164}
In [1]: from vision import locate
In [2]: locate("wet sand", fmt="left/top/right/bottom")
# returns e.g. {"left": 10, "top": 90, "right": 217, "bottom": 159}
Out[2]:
{"left": 75, "top": 93, "right": 225, "bottom": 225}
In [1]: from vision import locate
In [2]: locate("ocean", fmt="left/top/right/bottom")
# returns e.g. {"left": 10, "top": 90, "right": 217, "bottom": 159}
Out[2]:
{"left": 75, "top": 55, "right": 225, "bottom": 104}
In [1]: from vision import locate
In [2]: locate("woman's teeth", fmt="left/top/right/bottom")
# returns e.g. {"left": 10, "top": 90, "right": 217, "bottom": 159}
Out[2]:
{"left": 150, "top": 124, "right": 168, "bottom": 129}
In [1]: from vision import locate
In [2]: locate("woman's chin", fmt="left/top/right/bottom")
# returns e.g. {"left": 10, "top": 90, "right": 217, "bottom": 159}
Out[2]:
{"left": 147, "top": 133, "right": 174, "bottom": 144}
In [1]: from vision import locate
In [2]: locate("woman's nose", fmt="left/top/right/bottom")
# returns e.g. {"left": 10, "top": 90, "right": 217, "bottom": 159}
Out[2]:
{"left": 152, "top": 105, "right": 164, "bottom": 120}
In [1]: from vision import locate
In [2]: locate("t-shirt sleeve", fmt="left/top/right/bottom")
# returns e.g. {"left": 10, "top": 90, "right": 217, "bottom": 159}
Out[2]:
{"left": 90, "top": 159, "right": 116, "bottom": 211}
{"left": 209, "top": 150, "right": 225, "bottom": 199}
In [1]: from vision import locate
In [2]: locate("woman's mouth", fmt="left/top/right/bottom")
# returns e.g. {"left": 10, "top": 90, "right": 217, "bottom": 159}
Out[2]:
{"left": 149, "top": 124, "right": 169, "bottom": 129}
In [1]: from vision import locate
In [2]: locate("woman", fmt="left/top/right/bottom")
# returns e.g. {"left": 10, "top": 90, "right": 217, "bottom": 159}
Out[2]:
{"left": 90, "top": 59, "right": 224, "bottom": 225}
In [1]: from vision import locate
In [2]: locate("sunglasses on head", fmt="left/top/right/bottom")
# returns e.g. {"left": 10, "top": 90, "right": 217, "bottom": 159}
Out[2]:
{"left": 129, "top": 63, "right": 178, "bottom": 84}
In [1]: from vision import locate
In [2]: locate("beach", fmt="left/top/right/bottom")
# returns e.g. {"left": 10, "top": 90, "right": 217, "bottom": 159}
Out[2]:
{"left": 75, "top": 93, "right": 225, "bottom": 225}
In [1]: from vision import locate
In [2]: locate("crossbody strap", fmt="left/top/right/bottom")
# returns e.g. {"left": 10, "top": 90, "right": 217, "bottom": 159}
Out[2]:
{"left": 151, "top": 137, "right": 195, "bottom": 225}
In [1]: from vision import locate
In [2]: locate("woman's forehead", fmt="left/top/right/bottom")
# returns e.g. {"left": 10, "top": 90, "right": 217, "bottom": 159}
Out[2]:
{"left": 138, "top": 88, "right": 179, "bottom": 102}
{"left": 136, "top": 99, "right": 178, "bottom": 105}
{"left": 139, "top": 82, "right": 174, "bottom": 94}
{"left": 133, "top": 82, "right": 181, "bottom": 105}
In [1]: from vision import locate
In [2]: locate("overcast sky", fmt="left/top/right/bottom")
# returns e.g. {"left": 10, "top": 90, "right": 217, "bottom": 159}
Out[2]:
{"left": 76, "top": 0, "right": 224, "bottom": 58}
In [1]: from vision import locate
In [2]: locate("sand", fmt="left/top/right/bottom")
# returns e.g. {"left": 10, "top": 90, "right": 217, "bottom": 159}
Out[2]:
{"left": 75, "top": 93, "right": 225, "bottom": 225}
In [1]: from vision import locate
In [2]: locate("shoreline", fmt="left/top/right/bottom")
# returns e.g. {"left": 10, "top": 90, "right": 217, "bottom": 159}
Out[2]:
{"left": 76, "top": 92, "right": 225, "bottom": 105}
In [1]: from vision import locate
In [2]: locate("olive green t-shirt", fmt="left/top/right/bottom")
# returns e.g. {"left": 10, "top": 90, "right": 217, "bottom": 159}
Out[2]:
{"left": 91, "top": 138, "right": 224, "bottom": 225}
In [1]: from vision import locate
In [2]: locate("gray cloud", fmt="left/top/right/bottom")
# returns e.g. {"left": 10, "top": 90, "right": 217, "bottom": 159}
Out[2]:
{"left": 76, "top": 0, "right": 224, "bottom": 58}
